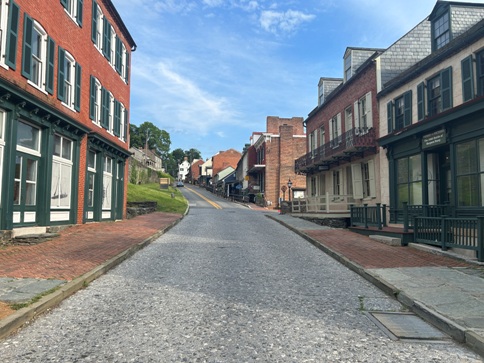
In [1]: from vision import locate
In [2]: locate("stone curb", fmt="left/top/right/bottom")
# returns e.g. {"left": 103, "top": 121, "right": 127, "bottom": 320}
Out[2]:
{"left": 265, "top": 214, "right": 484, "bottom": 358}
{"left": 0, "top": 212, "right": 185, "bottom": 341}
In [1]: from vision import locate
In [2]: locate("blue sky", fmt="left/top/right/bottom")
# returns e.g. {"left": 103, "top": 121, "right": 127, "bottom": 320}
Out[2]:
{"left": 113, "top": 0, "right": 479, "bottom": 160}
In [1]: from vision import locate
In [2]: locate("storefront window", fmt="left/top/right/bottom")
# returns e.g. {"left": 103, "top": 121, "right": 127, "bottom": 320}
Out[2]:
{"left": 456, "top": 140, "right": 483, "bottom": 206}
{"left": 396, "top": 154, "right": 422, "bottom": 207}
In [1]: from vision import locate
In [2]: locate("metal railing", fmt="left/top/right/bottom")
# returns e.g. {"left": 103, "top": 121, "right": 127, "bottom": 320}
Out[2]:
{"left": 401, "top": 203, "right": 454, "bottom": 232}
{"left": 295, "top": 127, "right": 376, "bottom": 173}
{"left": 414, "top": 215, "right": 484, "bottom": 262}
{"left": 350, "top": 203, "right": 387, "bottom": 230}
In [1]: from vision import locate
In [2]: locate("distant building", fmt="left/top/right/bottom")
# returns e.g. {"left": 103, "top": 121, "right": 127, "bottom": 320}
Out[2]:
{"left": 178, "top": 157, "right": 190, "bottom": 181}
{"left": 246, "top": 116, "right": 306, "bottom": 207}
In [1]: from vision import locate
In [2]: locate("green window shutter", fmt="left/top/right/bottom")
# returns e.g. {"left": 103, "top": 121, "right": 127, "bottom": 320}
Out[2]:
{"left": 441, "top": 67, "right": 452, "bottom": 111}
{"left": 57, "top": 47, "right": 66, "bottom": 101}
{"left": 461, "top": 56, "right": 474, "bottom": 102}
{"left": 6, "top": 1, "right": 20, "bottom": 69}
{"left": 46, "top": 37, "right": 55, "bottom": 94}
{"left": 403, "top": 90, "right": 412, "bottom": 127}
{"left": 125, "top": 51, "right": 130, "bottom": 84}
{"left": 102, "top": 18, "right": 111, "bottom": 61}
{"left": 21, "top": 13, "right": 33, "bottom": 79}
{"left": 101, "top": 87, "right": 109, "bottom": 129}
{"left": 124, "top": 107, "right": 128, "bottom": 141}
{"left": 113, "top": 99, "right": 120, "bottom": 136}
{"left": 60, "top": 0, "right": 68, "bottom": 8}
{"left": 417, "top": 82, "right": 425, "bottom": 121}
{"left": 74, "top": 63, "right": 82, "bottom": 111}
{"left": 89, "top": 76, "right": 96, "bottom": 120}
{"left": 76, "top": 0, "right": 83, "bottom": 26}
{"left": 386, "top": 101, "right": 393, "bottom": 133}
{"left": 115, "top": 36, "right": 122, "bottom": 74}
{"left": 478, "top": 52, "right": 484, "bottom": 96}
{"left": 91, "top": 0, "right": 97, "bottom": 43}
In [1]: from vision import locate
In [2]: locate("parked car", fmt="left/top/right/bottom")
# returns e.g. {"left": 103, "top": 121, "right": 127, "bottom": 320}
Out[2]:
{"left": 176, "top": 181, "right": 184, "bottom": 187}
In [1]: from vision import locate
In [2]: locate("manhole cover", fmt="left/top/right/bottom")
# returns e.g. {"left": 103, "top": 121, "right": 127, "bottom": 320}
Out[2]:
{"left": 366, "top": 312, "right": 449, "bottom": 341}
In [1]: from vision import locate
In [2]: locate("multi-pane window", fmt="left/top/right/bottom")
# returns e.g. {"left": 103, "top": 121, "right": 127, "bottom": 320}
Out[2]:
{"left": 344, "top": 54, "right": 352, "bottom": 81}
{"left": 61, "top": 0, "right": 83, "bottom": 26}
{"left": 330, "top": 114, "right": 341, "bottom": 148}
{"left": 433, "top": 12, "right": 450, "bottom": 50}
{"left": 428, "top": 75, "right": 441, "bottom": 117}
{"left": 309, "top": 130, "right": 316, "bottom": 157}
{"left": 21, "top": 16, "right": 55, "bottom": 93}
{"left": 103, "top": 156, "right": 112, "bottom": 209}
{"left": 318, "top": 83, "right": 324, "bottom": 106}
{"left": 89, "top": 76, "right": 102, "bottom": 125}
{"left": 355, "top": 92, "right": 372, "bottom": 134}
{"left": 51, "top": 135, "right": 73, "bottom": 208}
{"left": 455, "top": 139, "right": 484, "bottom": 207}
{"left": 332, "top": 170, "right": 340, "bottom": 196}
{"left": 92, "top": 1, "right": 103, "bottom": 50}
{"left": 87, "top": 150, "right": 96, "bottom": 208}
{"left": 58, "top": 48, "right": 81, "bottom": 111}
{"left": 318, "top": 126, "right": 324, "bottom": 146}
{"left": 418, "top": 67, "right": 452, "bottom": 120}
{"left": 388, "top": 91, "right": 412, "bottom": 133}
{"left": 396, "top": 154, "right": 422, "bottom": 207}
{"left": 15, "top": 121, "right": 40, "bottom": 207}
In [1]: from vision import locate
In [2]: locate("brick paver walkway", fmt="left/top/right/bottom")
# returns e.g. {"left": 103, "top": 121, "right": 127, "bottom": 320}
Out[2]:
{"left": 304, "top": 229, "right": 473, "bottom": 269}
{"left": 0, "top": 212, "right": 182, "bottom": 281}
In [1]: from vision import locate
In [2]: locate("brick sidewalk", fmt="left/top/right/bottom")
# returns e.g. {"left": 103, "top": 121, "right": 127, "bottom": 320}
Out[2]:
{"left": 0, "top": 212, "right": 182, "bottom": 281}
{"left": 304, "top": 229, "right": 473, "bottom": 269}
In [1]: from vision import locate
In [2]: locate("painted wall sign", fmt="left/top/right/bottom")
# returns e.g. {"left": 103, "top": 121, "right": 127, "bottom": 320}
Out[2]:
{"left": 422, "top": 129, "right": 446, "bottom": 149}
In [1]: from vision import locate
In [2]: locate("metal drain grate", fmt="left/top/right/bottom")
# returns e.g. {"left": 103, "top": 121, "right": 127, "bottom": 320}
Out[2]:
{"left": 366, "top": 312, "right": 450, "bottom": 342}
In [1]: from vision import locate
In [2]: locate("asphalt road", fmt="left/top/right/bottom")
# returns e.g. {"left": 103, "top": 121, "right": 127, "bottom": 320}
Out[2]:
{"left": 0, "top": 185, "right": 481, "bottom": 362}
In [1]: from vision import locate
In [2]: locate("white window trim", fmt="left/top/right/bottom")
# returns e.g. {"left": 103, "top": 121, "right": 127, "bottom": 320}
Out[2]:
{"left": 121, "top": 43, "right": 127, "bottom": 82}
{"left": 119, "top": 103, "right": 126, "bottom": 142}
{"left": 27, "top": 21, "right": 48, "bottom": 94}
{"left": 63, "top": 0, "right": 81, "bottom": 27}
{"left": 61, "top": 51, "right": 76, "bottom": 111}
{"left": 94, "top": 5, "right": 103, "bottom": 53}
{"left": 0, "top": 0, "right": 9, "bottom": 69}
{"left": 52, "top": 136, "right": 73, "bottom": 209}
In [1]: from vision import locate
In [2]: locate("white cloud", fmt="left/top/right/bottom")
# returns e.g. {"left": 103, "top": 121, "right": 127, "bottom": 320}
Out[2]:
{"left": 203, "top": 0, "right": 225, "bottom": 7}
{"left": 131, "top": 56, "right": 238, "bottom": 136}
{"left": 152, "top": 0, "right": 197, "bottom": 14}
{"left": 259, "top": 9, "right": 315, "bottom": 35}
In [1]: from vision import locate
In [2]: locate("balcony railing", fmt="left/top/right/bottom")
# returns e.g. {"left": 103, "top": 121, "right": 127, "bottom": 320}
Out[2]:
{"left": 295, "top": 127, "right": 376, "bottom": 173}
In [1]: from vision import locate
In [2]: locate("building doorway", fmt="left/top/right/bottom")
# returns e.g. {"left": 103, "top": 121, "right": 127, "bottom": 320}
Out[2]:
{"left": 427, "top": 147, "right": 451, "bottom": 205}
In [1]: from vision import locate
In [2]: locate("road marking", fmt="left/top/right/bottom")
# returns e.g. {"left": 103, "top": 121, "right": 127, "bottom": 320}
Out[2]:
{"left": 185, "top": 187, "right": 222, "bottom": 209}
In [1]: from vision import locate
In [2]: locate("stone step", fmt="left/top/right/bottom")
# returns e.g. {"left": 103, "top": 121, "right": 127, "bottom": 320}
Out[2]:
{"left": 369, "top": 235, "right": 401, "bottom": 247}
{"left": 13, "top": 233, "right": 60, "bottom": 246}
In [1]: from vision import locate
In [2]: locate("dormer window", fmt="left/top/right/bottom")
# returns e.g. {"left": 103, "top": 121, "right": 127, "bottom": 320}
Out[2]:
{"left": 433, "top": 11, "right": 450, "bottom": 50}
{"left": 344, "top": 54, "right": 352, "bottom": 81}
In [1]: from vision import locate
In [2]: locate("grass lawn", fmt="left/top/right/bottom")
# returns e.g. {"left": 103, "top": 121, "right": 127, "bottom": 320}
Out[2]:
{"left": 127, "top": 182, "right": 188, "bottom": 214}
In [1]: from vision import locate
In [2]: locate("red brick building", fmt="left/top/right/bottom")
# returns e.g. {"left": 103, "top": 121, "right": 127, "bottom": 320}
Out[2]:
{"left": 211, "top": 149, "right": 241, "bottom": 179}
{"left": 0, "top": 0, "right": 135, "bottom": 235}
{"left": 248, "top": 116, "right": 306, "bottom": 208}
{"left": 295, "top": 48, "right": 382, "bottom": 212}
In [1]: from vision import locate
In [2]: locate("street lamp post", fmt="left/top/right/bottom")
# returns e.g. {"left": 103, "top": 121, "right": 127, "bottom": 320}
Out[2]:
{"left": 287, "top": 179, "right": 293, "bottom": 202}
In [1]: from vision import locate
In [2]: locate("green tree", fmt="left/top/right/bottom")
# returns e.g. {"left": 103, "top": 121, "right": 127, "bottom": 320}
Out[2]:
{"left": 186, "top": 148, "right": 202, "bottom": 161}
{"left": 130, "top": 122, "right": 171, "bottom": 158}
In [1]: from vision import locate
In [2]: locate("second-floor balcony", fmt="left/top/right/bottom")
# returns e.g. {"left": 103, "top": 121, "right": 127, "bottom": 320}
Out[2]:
{"left": 296, "top": 127, "right": 376, "bottom": 174}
